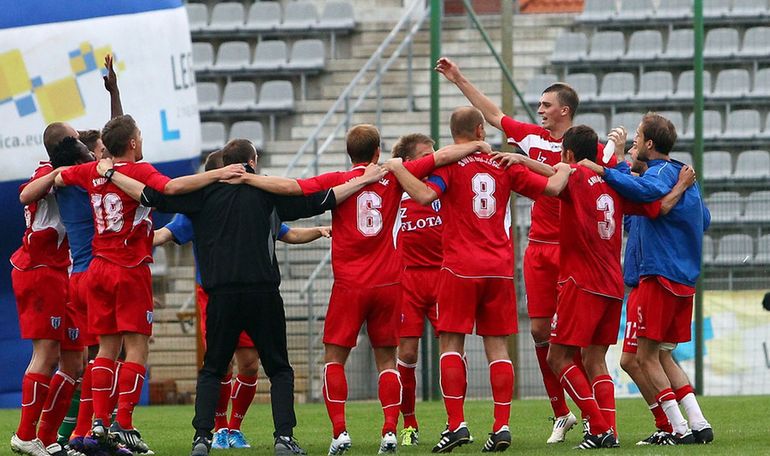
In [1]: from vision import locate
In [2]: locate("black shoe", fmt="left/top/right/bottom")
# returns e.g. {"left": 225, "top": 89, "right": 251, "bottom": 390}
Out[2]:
{"left": 190, "top": 436, "right": 211, "bottom": 456}
{"left": 482, "top": 425, "right": 511, "bottom": 452}
{"left": 693, "top": 427, "right": 714, "bottom": 444}
{"left": 635, "top": 430, "right": 669, "bottom": 445}
{"left": 109, "top": 421, "right": 153, "bottom": 454}
{"left": 672, "top": 430, "right": 697, "bottom": 445}
{"left": 574, "top": 431, "right": 618, "bottom": 450}
{"left": 275, "top": 436, "right": 307, "bottom": 455}
{"left": 432, "top": 423, "right": 471, "bottom": 453}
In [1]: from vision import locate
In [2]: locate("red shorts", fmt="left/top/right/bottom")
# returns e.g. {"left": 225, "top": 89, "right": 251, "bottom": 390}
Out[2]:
{"left": 399, "top": 267, "right": 440, "bottom": 338}
{"left": 61, "top": 271, "right": 99, "bottom": 350}
{"left": 323, "top": 283, "right": 401, "bottom": 348}
{"left": 197, "top": 285, "right": 254, "bottom": 349}
{"left": 436, "top": 269, "right": 518, "bottom": 336}
{"left": 636, "top": 276, "right": 694, "bottom": 343}
{"left": 85, "top": 257, "right": 154, "bottom": 336}
{"left": 523, "top": 242, "right": 559, "bottom": 319}
{"left": 551, "top": 279, "right": 622, "bottom": 348}
{"left": 12, "top": 266, "right": 68, "bottom": 341}
{"left": 621, "top": 287, "right": 641, "bottom": 354}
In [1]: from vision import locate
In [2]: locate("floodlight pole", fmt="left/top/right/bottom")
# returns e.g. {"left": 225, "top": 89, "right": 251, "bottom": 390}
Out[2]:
{"left": 429, "top": 0, "right": 442, "bottom": 401}
{"left": 693, "top": 0, "right": 705, "bottom": 395}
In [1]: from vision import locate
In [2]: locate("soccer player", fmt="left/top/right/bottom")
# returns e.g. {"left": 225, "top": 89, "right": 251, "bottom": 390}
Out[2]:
{"left": 385, "top": 107, "right": 571, "bottom": 453}
{"left": 435, "top": 57, "right": 615, "bottom": 443}
{"left": 578, "top": 113, "right": 711, "bottom": 444}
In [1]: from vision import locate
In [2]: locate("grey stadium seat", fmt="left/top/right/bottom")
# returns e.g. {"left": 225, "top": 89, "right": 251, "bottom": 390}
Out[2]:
{"left": 229, "top": 121, "right": 265, "bottom": 150}
{"left": 655, "top": 0, "right": 692, "bottom": 20}
{"left": 215, "top": 41, "right": 251, "bottom": 71}
{"left": 673, "top": 70, "right": 712, "bottom": 100}
{"left": 551, "top": 32, "right": 588, "bottom": 63}
{"left": 734, "top": 150, "right": 770, "bottom": 179}
{"left": 523, "top": 74, "right": 558, "bottom": 105}
{"left": 731, "top": 0, "right": 769, "bottom": 17}
{"left": 587, "top": 31, "right": 626, "bottom": 62}
{"left": 598, "top": 72, "right": 635, "bottom": 102}
{"left": 755, "top": 235, "right": 770, "bottom": 264}
{"left": 611, "top": 112, "right": 644, "bottom": 132}
{"left": 207, "top": 2, "right": 245, "bottom": 31}
{"left": 565, "top": 73, "right": 598, "bottom": 102}
{"left": 704, "top": 0, "right": 732, "bottom": 18}
{"left": 637, "top": 71, "right": 674, "bottom": 100}
{"left": 251, "top": 40, "right": 288, "bottom": 71}
{"left": 201, "top": 122, "right": 225, "bottom": 151}
{"left": 196, "top": 82, "right": 219, "bottom": 111}
{"left": 712, "top": 69, "right": 751, "bottom": 98}
{"left": 280, "top": 2, "right": 319, "bottom": 30}
{"left": 624, "top": 30, "right": 663, "bottom": 61}
{"left": 683, "top": 110, "right": 721, "bottom": 140}
{"left": 702, "top": 234, "right": 715, "bottom": 265}
{"left": 287, "top": 39, "right": 326, "bottom": 70}
{"left": 662, "top": 29, "right": 694, "bottom": 60}
{"left": 754, "top": 68, "right": 770, "bottom": 97}
{"left": 220, "top": 81, "right": 258, "bottom": 110}
{"left": 658, "top": 111, "right": 685, "bottom": 137}
{"left": 318, "top": 1, "right": 356, "bottom": 29}
{"left": 192, "top": 42, "right": 214, "bottom": 72}
{"left": 245, "top": 2, "right": 281, "bottom": 32}
{"left": 256, "top": 80, "right": 295, "bottom": 111}
{"left": 186, "top": 3, "right": 208, "bottom": 32}
{"left": 670, "top": 151, "right": 693, "bottom": 166}
{"left": 703, "top": 151, "right": 732, "bottom": 180}
{"left": 575, "top": 113, "right": 607, "bottom": 138}
{"left": 762, "top": 116, "right": 770, "bottom": 139}
{"left": 739, "top": 27, "right": 770, "bottom": 57}
{"left": 741, "top": 191, "right": 770, "bottom": 223}
{"left": 704, "top": 28, "right": 740, "bottom": 58}
{"left": 577, "top": 0, "right": 618, "bottom": 22}
{"left": 707, "top": 191, "right": 743, "bottom": 223}
{"left": 724, "top": 109, "right": 761, "bottom": 139}
{"left": 617, "top": 0, "right": 654, "bottom": 21}
{"left": 713, "top": 234, "right": 754, "bottom": 266}
{"left": 515, "top": 197, "right": 532, "bottom": 228}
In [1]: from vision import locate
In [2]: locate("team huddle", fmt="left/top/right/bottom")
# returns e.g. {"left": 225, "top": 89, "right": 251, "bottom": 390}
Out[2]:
{"left": 10, "top": 54, "right": 713, "bottom": 456}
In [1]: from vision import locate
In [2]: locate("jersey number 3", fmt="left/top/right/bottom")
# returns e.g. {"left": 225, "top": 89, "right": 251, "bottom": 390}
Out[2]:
{"left": 91, "top": 193, "right": 124, "bottom": 234}
{"left": 357, "top": 191, "right": 383, "bottom": 236}
{"left": 472, "top": 173, "right": 496, "bottom": 218}
{"left": 596, "top": 193, "right": 616, "bottom": 240}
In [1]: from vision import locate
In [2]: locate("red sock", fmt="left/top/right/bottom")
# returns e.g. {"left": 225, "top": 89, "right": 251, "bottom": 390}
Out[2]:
{"left": 674, "top": 384, "right": 694, "bottom": 402}
{"left": 215, "top": 374, "right": 232, "bottom": 431}
{"left": 591, "top": 374, "right": 616, "bottom": 436}
{"left": 116, "top": 362, "right": 145, "bottom": 430}
{"left": 16, "top": 373, "right": 51, "bottom": 441}
{"left": 72, "top": 363, "right": 94, "bottom": 438}
{"left": 490, "top": 360, "right": 514, "bottom": 432}
{"left": 106, "top": 361, "right": 123, "bottom": 422}
{"left": 38, "top": 371, "right": 77, "bottom": 445}
{"left": 228, "top": 374, "right": 257, "bottom": 431}
{"left": 649, "top": 403, "right": 673, "bottom": 433}
{"left": 558, "top": 364, "right": 610, "bottom": 435}
{"left": 91, "top": 358, "right": 115, "bottom": 424}
{"left": 379, "top": 369, "right": 401, "bottom": 435}
{"left": 323, "top": 363, "right": 347, "bottom": 437}
{"left": 440, "top": 352, "right": 466, "bottom": 431}
{"left": 397, "top": 360, "right": 418, "bottom": 429}
{"left": 535, "top": 344, "right": 570, "bottom": 417}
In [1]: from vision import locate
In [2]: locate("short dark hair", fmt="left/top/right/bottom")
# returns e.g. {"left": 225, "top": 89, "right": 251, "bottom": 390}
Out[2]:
{"left": 43, "top": 122, "right": 74, "bottom": 156}
{"left": 391, "top": 133, "right": 435, "bottom": 160}
{"left": 78, "top": 129, "right": 101, "bottom": 152}
{"left": 640, "top": 112, "right": 677, "bottom": 154}
{"left": 543, "top": 83, "right": 579, "bottom": 119}
{"left": 204, "top": 150, "right": 224, "bottom": 171}
{"left": 346, "top": 124, "right": 380, "bottom": 163}
{"left": 450, "top": 106, "right": 484, "bottom": 141}
{"left": 221, "top": 139, "right": 257, "bottom": 165}
{"left": 51, "top": 137, "right": 91, "bottom": 168}
{"left": 563, "top": 125, "right": 598, "bottom": 163}
{"left": 101, "top": 115, "right": 138, "bottom": 157}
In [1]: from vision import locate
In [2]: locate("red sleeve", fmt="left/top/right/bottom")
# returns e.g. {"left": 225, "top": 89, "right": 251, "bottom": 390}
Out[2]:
{"left": 403, "top": 154, "right": 436, "bottom": 180}
{"left": 424, "top": 165, "right": 450, "bottom": 198}
{"left": 595, "top": 142, "right": 619, "bottom": 167}
{"left": 18, "top": 164, "right": 54, "bottom": 193}
{"left": 500, "top": 115, "right": 548, "bottom": 150}
{"left": 296, "top": 171, "right": 345, "bottom": 195}
{"left": 129, "top": 163, "right": 171, "bottom": 192}
{"left": 59, "top": 162, "right": 93, "bottom": 189}
{"left": 624, "top": 199, "right": 661, "bottom": 218}
{"left": 508, "top": 164, "right": 548, "bottom": 200}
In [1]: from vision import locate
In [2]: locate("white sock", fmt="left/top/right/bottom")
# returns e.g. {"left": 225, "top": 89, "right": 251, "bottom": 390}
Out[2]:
{"left": 660, "top": 399, "right": 689, "bottom": 436}
{"left": 679, "top": 393, "right": 710, "bottom": 430}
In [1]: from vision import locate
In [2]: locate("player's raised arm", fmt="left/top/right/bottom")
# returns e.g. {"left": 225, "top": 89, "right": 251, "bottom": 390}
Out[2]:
{"left": 384, "top": 158, "right": 438, "bottom": 205}
{"left": 103, "top": 54, "right": 123, "bottom": 118}
{"left": 432, "top": 140, "right": 491, "bottom": 167}
{"left": 435, "top": 57, "right": 505, "bottom": 130}
{"left": 542, "top": 162, "right": 573, "bottom": 196}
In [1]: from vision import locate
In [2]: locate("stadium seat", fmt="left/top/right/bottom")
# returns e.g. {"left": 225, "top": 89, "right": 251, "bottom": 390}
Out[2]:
{"left": 587, "top": 31, "right": 625, "bottom": 62}
{"left": 637, "top": 71, "right": 674, "bottom": 100}
{"left": 186, "top": 3, "right": 208, "bottom": 32}
{"left": 574, "top": 113, "right": 607, "bottom": 138}
{"left": 318, "top": 1, "right": 356, "bottom": 30}
{"left": 214, "top": 41, "right": 251, "bottom": 71}
{"left": 624, "top": 30, "right": 663, "bottom": 61}
{"left": 739, "top": 27, "right": 770, "bottom": 58}
{"left": 245, "top": 2, "right": 282, "bottom": 32}
{"left": 673, "top": 70, "right": 712, "bottom": 100}
{"left": 704, "top": 28, "right": 740, "bottom": 58}
{"left": 251, "top": 40, "right": 288, "bottom": 70}
{"left": 565, "top": 73, "right": 598, "bottom": 102}
{"left": 655, "top": 0, "right": 693, "bottom": 20}
{"left": 707, "top": 192, "right": 743, "bottom": 223}
{"left": 610, "top": 112, "right": 644, "bottom": 132}
{"left": 287, "top": 39, "right": 326, "bottom": 70}
{"left": 220, "top": 81, "right": 258, "bottom": 110}
{"left": 658, "top": 111, "right": 685, "bottom": 137}
{"left": 670, "top": 151, "right": 693, "bottom": 166}
{"left": 683, "top": 110, "right": 721, "bottom": 140}
{"left": 741, "top": 191, "right": 770, "bottom": 223}
{"left": 201, "top": 122, "right": 226, "bottom": 151}
{"left": 256, "top": 80, "right": 295, "bottom": 111}
{"left": 280, "top": 2, "right": 319, "bottom": 31}
{"left": 207, "top": 2, "right": 245, "bottom": 31}
{"left": 229, "top": 121, "right": 265, "bottom": 150}
{"left": 515, "top": 197, "right": 532, "bottom": 228}
{"left": 550, "top": 32, "right": 588, "bottom": 63}
{"left": 616, "top": 0, "right": 654, "bottom": 21}
{"left": 192, "top": 42, "right": 214, "bottom": 72}
{"left": 753, "top": 68, "right": 770, "bottom": 97}
{"left": 598, "top": 72, "right": 635, "bottom": 102}
{"left": 523, "top": 74, "right": 558, "bottom": 104}
{"left": 150, "top": 246, "right": 169, "bottom": 282}
{"left": 702, "top": 234, "right": 715, "bottom": 265}
{"left": 703, "top": 151, "right": 732, "bottom": 180}
{"left": 762, "top": 116, "right": 770, "bottom": 139}
{"left": 731, "top": 0, "right": 769, "bottom": 17}
{"left": 577, "top": 0, "right": 617, "bottom": 22}
{"left": 712, "top": 69, "right": 751, "bottom": 99}
{"left": 755, "top": 234, "right": 770, "bottom": 264}
{"left": 704, "top": 0, "right": 732, "bottom": 18}
{"left": 725, "top": 109, "right": 761, "bottom": 139}
{"left": 713, "top": 234, "right": 754, "bottom": 266}
{"left": 662, "top": 29, "right": 694, "bottom": 60}
{"left": 196, "top": 82, "right": 219, "bottom": 111}
{"left": 734, "top": 150, "right": 770, "bottom": 179}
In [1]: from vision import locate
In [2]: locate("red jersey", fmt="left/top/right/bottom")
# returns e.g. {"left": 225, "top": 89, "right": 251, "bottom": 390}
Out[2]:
{"left": 398, "top": 193, "right": 443, "bottom": 268}
{"left": 501, "top": 115, "right": 614, "bottom": 244}
{"left": 425, "top": 152, "right": 548, "bottom": 278}
{"left": 557, "top": 165, "right": 624, "bottom": 300}
{"left": 60, "top": 161, "right": 170, "bottom": 267}
{"left": 296, "top": 155, "right": 435, "bottom": 287}
{"left": 10, "top": 162, "right": 70, "bottom": 271}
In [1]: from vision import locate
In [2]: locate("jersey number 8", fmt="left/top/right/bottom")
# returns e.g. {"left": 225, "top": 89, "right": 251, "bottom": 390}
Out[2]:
{"left": 472, "top": 173, "right": 496, "bottom": 219}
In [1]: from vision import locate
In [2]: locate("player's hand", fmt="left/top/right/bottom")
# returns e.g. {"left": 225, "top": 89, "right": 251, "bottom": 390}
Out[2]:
{"left": 97, "top": 157, "right": 114, "bottom": 176}
{"left": 318, "top": 226, "right": 332, "bottom": 238}
{"left": 553, "top": 162, "right": 576, "bottom": 175}
{"left": 474, "top": 140, "right": 493, "bottom": 154}
{"left": 103, "top": 54, "right": 119, "bottom": 93}
{"left": 435, "top": 57, "right": 461, "bottom": 83}
{"left": 490, "top": 151, "right": 523, "bottom": 168}
{"left": 678, "top": 165, "right": 696, "bottom": 188}
{"left": 217, "top": 164, "right": 246, "bottom": 180}
{"left": 577, "top": 158, "right": 603, "bottom": 175}
{"left": 607, "top": 126, "right": 627, "bottom": 152}
{"left": 383, "top": 157, "right": 404, "bottom": 172}
{"left": 361, "top": 163, "right": 387, "bottom": 183}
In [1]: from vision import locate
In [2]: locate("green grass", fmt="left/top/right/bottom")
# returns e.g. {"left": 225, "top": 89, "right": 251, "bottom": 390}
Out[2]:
{"left": 2, "top": 396, "right": 766, "bottom": 454}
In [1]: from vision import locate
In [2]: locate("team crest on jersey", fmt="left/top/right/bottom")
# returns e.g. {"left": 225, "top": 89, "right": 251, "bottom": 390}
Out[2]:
{"left": 431, "top": 200, "right": 441, "bottom": 213}
{"left": 50, "top": 316, "right": 61, "bottom": 329}
{"left": 68, "top": 327, "right": 79, "bottom": 341}
{"left": 146, "top": 311, "right": 154, "bottom": 324}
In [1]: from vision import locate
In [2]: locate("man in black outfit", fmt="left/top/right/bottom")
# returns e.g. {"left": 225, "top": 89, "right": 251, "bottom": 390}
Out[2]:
{"left": 98, "top": 139, "right": 385, "bottom": 456}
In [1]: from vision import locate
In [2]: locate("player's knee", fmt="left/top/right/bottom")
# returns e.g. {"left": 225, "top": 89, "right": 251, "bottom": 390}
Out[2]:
{"left": 545, "top": 350, "right": 563, "bottom": 374}
{"left": 398, "top": 351, "right": 418, "bottom": 365}
{"left": 619, "top": 353, "right": 637, "bottom": 375}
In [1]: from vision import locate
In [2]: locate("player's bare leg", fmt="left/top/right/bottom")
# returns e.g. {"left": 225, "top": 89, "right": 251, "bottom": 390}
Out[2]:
{"left": 323, "top": 344, "right": 352, "bottom": 455}
{"left": 582, "top": 345, "right": 616, "bottom": 438}
{"left": 620, "top": 351, "right": 672, "bottom": 443}
{"left": 481, "top": 336, "right": 513, "bottom": 452}
{"left": 397, "top": 337, "right": 420, "bottom": 445}
{"left": 432, "top": 333, "right": 470, "bottom": 453}
{"left": 659, "top": 349, "right": 712, "bottom": 442}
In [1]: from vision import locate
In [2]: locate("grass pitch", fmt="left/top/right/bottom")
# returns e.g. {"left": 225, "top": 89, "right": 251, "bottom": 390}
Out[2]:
{"left": 1, "top": 396, "right": 766, "bottom": 454}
